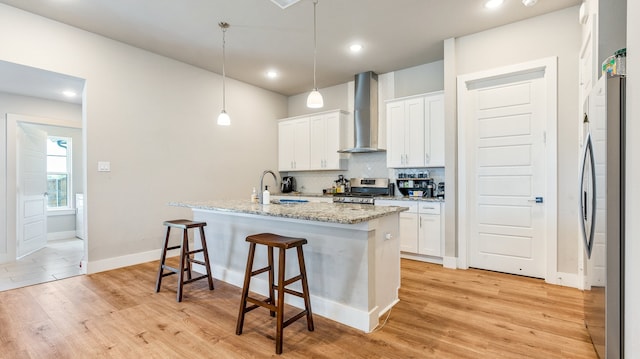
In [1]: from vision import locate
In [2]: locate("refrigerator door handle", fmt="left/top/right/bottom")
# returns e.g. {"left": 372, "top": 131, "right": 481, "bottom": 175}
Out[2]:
{"left": 579, "top": 132, "right": 597, "bottom": 259}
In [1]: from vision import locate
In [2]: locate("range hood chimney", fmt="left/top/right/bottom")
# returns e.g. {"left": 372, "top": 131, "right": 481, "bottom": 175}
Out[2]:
{"left": 339, "top": 71, "right": 385, "bottom": 153}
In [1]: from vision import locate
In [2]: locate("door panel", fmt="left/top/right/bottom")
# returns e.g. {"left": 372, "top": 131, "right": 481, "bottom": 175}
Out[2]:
{"left": 468, "top": 75, "right": 546, "bottom": 278}
{"left": 405, "top": 98, "right": 424, "bottom": 167}
{"left": 17, "top": 123, "right": 48, "bottom": 258}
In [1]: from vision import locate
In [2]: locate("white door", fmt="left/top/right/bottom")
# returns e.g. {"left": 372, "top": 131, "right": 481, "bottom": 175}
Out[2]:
{"left": 465, "top": 70, "right": 548, "bottom": 278}
{"left": 17, "top": 123, "right": 48, "bottom": 258}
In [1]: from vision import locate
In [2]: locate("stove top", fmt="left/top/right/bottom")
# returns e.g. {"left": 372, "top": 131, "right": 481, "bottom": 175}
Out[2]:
{"left": 332, "top": 178, "right": 391, "bottom": 205}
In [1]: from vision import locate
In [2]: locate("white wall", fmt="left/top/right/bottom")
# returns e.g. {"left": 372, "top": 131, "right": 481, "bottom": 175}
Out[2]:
{"left": 0, "top": 4, "right": 287, "bottom": 270}
{"left": 454, "top": 7, "right": 581, "bottom": 274}
{"left": 625, "top": 0, "right": 638, "bottom": 354}
{"left": 393, "top": 60, "right": 444, "bottom": 98}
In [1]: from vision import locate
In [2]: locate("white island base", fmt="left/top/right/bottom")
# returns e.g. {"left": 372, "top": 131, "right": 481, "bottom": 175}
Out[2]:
{"left": 191, "top": 207, "right": 401, "bottom": 332}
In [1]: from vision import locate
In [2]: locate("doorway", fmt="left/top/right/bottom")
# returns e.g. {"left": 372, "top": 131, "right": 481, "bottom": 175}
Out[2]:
{"left": 0, "top": 61, "right": 87, "bottom": 290}
{"left": 457, "top": 57, "right": 558, "bottom": 281}
{"left": 2, "top": 114, "right": 85, "bottom": 290}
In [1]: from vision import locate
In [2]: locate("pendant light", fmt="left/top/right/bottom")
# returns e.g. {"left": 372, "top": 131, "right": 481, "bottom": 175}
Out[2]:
{"left": 306, "top": 0, "right": 323, "bottom": 108}
{"left": 217, "top": 22, "right": 231, "bottom": 126}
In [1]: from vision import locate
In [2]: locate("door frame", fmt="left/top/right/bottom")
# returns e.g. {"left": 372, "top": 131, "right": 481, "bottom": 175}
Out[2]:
{"left": 4, "top": 114, "right": 83, "bottom": 263}
{"left": 456, "top": 57, "right": 558, "bottom": 284}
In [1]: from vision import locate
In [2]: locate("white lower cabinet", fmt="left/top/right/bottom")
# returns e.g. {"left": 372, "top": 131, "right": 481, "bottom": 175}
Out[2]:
{"left": 417, "top": 202, "right": 441, "bottom": 257}
{"left": 376, "top": 200, "right": 444, "bottom": 263}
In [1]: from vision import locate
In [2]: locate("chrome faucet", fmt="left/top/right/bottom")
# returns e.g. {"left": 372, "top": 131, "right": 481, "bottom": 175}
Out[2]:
{"left": 259, "top": 170, "right": 278, "bottom": 204}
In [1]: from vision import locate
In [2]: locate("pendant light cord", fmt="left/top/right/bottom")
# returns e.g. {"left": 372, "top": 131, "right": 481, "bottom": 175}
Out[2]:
{"left": 220, "top": 22, "right": 229, "bottom": 111}
{"left": 312, "top": 0, "right": 318, "bottom": 90}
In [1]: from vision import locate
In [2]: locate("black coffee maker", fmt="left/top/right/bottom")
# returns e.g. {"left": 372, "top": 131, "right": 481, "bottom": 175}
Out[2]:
{"left": 281, "top": 176, "right": 296, "bottom": 193}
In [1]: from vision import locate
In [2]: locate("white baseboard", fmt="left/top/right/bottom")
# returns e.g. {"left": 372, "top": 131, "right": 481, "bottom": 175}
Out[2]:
{"left": 86, "top": 248, "right": 180, "bottom": 274}
{"left": 548, "top": 271, "right": 581, "bottom": 289}
{"left": 47, "top": 231, "right": 77, "bottom": 241}
{"left": 196, "top": 263, "right": 383, "bottom": 333}
{"left": 401, "top": 252, "right": 443, "bottom": 265}
{"left": 443, "top": 256, "right": 457, "bottom": 269}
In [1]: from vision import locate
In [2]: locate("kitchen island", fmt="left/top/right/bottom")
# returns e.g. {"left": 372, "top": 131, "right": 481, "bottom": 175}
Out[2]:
{"left": 170, "top": 200, "right": 407, "bottom": 332}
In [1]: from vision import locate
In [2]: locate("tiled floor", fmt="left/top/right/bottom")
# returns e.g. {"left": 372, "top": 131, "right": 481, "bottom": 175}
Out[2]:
{"left": 0, "top": 238, "right": 85, "bottom": 292}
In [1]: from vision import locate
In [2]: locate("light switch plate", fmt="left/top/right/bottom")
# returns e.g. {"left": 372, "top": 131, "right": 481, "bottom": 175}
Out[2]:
{"left": 98, "top": 161, "right": 111, "bottom": 172}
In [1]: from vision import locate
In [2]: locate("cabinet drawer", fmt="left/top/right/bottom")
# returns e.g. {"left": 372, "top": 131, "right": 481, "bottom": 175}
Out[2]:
{"left": 419, "top": 203, "right": 440, "bottom": 214}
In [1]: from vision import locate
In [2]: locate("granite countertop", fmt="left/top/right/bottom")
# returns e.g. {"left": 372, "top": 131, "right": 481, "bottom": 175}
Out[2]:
{"left": 170, "top": 200, "right": 408, "bottom": 225}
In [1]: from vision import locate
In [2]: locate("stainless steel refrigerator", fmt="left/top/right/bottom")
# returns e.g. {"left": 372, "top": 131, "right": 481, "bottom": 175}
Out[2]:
{"left": 580, "top": 75, "right": 625, "bottom": 358}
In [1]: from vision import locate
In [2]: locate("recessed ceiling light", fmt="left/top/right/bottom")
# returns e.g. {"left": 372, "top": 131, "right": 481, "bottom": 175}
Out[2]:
{"left": 484, "top": 0, "right": 504, "bottom": 9}
{"left": 62, "top": 90, "right": 77, "bottom": 97}
{"left": 349, "top": 44, "right": 363, "bottom": 53}
{"left": 266, "top": 70, "right": 278, "bottom": 79}
{"left": 522, "top": 0, "right": 537, "bottom": 6}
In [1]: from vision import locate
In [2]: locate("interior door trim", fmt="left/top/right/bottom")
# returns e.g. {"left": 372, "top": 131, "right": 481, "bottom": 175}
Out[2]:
{"left": 456, "top": 56, "right": 558, "bottom": 284}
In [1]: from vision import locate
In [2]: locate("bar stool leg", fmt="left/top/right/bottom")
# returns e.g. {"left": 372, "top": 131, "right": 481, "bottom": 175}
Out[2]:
{"left": 236, "top": 242, "right": 257, "bottom": 335}
{"left": 267, "top": 246, "right": 276, "bottom": 317}
{"left": 155, "top": 226, "right": 171, "bottom": 293}
{"left": 199, "top": 226, "right": 214, "bottom": 290}
{"left": 297, "top": 246, "right": 314, "bottom": 331}
{"left": 176, "top": 229, "right": 188, "bottom": 302}
{"left": 275, "top": 247, "right": 286, "bottom": 354}
{"left": 183, "top": 229, "right": 192, "bottom": 281}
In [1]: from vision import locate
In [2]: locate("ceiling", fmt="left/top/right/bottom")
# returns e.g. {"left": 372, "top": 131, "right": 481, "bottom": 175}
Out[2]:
{"left": 0, "top": 0, "right": 580, "bottom": 100}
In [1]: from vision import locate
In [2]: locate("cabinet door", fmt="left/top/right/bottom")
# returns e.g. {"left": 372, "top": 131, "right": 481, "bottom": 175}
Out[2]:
{"left": 322, "top": 112, "right": 343, "bottom": 169}
{"left": 386, "top": 101, "right": 406, "bottom": 167}
{"left": 405, "top": 97, "right": 425, "bottom": 167}
{"left": 278, "top": 118, "right": 310, "bottom": 171}
{"left": 399, "top": 212, "right": 418, "bottom": 253}
{"left": 425, "top": 93, "right": 445, "bottom": 167}
{"left": 309, "top": 116, "right": 326, "bottom": 169}
{"left": 278, "top": 121, "right": 296, "bottom": 171}
{"left": 292, "top": 118, "right": 310, "bottom": 170}
{"left": 419, "top": 213, "right": 441, "bottom": 257}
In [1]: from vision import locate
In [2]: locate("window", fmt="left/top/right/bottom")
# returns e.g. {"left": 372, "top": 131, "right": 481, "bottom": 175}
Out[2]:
{"left": 47, "top": 136, "right": 72, "bottom": 209}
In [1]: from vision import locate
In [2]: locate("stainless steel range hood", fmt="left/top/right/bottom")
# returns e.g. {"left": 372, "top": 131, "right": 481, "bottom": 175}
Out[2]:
{"left": 339, "top": 71, "right": 385, "bottom": 153}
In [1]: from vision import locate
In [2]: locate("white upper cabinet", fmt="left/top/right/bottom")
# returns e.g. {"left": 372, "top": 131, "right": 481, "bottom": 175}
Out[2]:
{"left": 424, "top": 93, "right": 445, "bottom": 167}
{"left": 387, "top": 97, "right": 424, "bottom": 168}
{"left": 309, "top": 111, "right": 348, "bottom": 170}
{"left": 386, "top": 91, "right": 444, "bottom": 168}
{"left": 278, "top": 117, "right": 310, "bottom": 171}
{"left": 279, "top": 110, "right": 348, "bottom": 172}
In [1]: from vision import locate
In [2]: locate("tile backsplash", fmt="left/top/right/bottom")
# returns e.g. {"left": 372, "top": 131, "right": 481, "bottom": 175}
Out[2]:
{"left": 280, "top": 152, "right": 444, "bottom": 197}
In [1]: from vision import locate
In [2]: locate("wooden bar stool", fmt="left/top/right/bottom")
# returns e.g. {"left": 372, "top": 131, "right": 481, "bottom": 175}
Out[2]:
{"left": 155, "top": 219, "right": 214, "bottom": 302}
{"left": 236, "top": 233, "right": 314, "bottom": 354}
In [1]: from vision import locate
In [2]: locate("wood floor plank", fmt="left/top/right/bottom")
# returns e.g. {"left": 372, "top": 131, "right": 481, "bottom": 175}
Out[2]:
{"left": 0, "top": 259, "right": 597, "bottom": 358}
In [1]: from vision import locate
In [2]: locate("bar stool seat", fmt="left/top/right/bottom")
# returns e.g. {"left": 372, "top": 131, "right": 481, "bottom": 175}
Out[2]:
{"left": 235, "top": 233, "right": 314, "bottom": 354}
{"left": 155, "top": 219, "right": 214, "bottom": 302}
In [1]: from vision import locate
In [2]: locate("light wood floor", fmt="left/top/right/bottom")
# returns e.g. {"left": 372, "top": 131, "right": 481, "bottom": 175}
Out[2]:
{"left": 0, "top": 259, "right": 597, "bottom": 358}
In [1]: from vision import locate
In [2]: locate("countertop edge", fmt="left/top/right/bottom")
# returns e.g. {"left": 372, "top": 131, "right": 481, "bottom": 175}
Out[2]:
{"left": 169, "top": 201, "right": 408, "bottom": 225}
